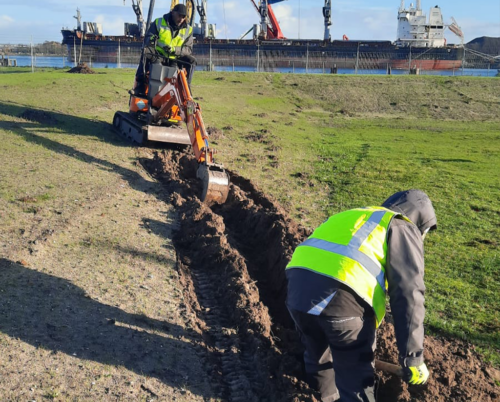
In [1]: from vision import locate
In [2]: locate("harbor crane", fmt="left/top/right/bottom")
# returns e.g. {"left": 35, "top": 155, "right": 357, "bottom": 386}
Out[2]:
{"left": 323, "top": 0, "right": 332, "bottom": 41}
{"left": 124, "top": 0, "right": 145, "bottom": 36}
{"left": 250, "top": 0, "right": 286, "bottom": 40}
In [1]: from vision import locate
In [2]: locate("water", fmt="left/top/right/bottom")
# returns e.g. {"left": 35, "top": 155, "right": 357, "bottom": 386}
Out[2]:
{"left": 5, "top": 55, "right": 499, "bottom": 77}
{"left": 8, "top": 55, "right": 137, "bottom": 69}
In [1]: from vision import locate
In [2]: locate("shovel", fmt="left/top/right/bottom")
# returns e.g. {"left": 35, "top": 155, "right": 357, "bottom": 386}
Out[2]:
{"left": 375, "top": 360, "right": 404, "bottom": 377}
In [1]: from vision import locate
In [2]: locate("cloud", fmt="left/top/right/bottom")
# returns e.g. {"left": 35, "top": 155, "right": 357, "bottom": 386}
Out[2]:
{"left": 209, "top": 0, "right": 257, "bottom": 39}
{"left": 93, "top": 14, "right": 127, "bottom": 36}
{"left": 0, "top": 15, "right": 14, "bottom": 27}
{"left": 454, "top": 18, "right": 500, "bottom": 43}
{"left": 272, "top": 4, "right": 300, "bottom": 38}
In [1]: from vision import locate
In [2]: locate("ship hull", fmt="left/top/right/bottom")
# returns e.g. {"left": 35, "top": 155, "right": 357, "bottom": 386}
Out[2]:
{"left": 390, "top": 59, "right": 462, "bottom": 70}
{"left": 62, "top": 29, "right": 464, "bottom": 70}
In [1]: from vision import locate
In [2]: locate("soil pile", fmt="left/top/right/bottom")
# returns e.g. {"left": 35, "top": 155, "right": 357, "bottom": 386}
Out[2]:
{"left": 141, "top": 147, "right": 499, "bottom": 402}
{"left": 67, "top": 63, "right": 96, "bottom": 74}
{"left": 466, "top": 36, "right": 500, "bottom": 56}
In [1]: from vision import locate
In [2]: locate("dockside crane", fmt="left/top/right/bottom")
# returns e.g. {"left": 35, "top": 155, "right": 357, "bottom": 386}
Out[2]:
{"left": 195, "top": 0, "right": 209, "bottom": 38}
{"left": 124, "top": 0, "right": 145, "bottom": 37}
{"left": 193, "top": 0, "right": 215, "bottom": 39}
{"left": 250, "top": 0, "right": 286, "bottom": 40}
{"left": 323, "top": 0, "right": 332, "bottom": 41}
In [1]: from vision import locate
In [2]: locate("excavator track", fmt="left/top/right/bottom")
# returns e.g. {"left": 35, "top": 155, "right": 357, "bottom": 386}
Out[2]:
{"left": 113, "top": 111, "right": 145, "bottom": 144}
{"left": 113, "top": 111, "right": 191, "bottom": 146}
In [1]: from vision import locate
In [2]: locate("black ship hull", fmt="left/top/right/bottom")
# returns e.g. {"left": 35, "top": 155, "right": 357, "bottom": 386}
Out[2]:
{"left": 61, "top": 29, "right": 464, "bottom": 70}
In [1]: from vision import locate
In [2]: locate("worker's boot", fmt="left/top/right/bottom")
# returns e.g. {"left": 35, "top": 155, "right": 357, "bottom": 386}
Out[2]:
{"left": 129, "top": 88, "right": 146, "bottom": 98}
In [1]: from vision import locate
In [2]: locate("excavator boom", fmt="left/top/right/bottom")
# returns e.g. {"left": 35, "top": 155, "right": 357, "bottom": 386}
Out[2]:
{"left": 114, "top": 62, "right": 229, "bottom": 204}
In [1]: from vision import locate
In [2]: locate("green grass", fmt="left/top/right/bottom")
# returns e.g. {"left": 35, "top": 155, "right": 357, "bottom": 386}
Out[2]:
{"left": 1, "top": 68, "right": 499, "bottom": 365}
{"left": 194, "top": 71, "right": 500, "bottom": 364}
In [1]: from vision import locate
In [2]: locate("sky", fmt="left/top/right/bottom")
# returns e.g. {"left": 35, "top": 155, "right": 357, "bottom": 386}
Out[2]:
{"left": 0, "top": 0, "right": 499, "bottom": 46}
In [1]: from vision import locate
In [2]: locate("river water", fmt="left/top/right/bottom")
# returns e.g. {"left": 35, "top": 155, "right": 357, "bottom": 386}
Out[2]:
{"left": 4, "top": 55, "right": 499, "bottom": 77}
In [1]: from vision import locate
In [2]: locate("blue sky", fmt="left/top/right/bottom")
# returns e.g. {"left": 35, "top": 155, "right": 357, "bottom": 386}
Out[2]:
{"left": 0, "top": 0, "right": 498, "bottom": 45}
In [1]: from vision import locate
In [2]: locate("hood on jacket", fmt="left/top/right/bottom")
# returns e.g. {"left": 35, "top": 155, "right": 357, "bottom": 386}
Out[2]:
{"left": 381, "top": 189, "right": 437, "bottom": 235}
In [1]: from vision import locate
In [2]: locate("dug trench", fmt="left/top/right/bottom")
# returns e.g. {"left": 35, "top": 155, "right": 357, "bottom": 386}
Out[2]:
{"left": 140, "top": 147, "right": 499, "bottom": 402}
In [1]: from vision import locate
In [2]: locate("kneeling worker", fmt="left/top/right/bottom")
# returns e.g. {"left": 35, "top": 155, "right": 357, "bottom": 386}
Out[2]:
{"left": 133, "top": 3, "right": 196, "bottom": 97}
{"left": 286, "top": 189, "right": 437, "bottom": 401}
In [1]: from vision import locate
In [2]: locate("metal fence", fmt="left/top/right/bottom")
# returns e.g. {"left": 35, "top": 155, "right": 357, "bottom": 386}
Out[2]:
{"left": 1, "top": 41, "right": 499, "bottom": 77}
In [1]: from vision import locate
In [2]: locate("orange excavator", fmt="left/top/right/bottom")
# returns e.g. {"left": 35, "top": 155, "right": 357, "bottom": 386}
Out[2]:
{"left": 113, "top": 0, "right": 229, "bottom": 204}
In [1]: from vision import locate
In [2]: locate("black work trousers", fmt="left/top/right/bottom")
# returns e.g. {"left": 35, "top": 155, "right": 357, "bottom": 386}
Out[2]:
{"left": 135, "top": 54, "right": 197, "bottom": 94}
{"left": 288, "top": 308, "right": 377, "bottom": 402}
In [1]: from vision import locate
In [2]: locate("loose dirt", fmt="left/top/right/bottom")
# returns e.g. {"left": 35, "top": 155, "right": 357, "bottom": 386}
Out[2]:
{"left": 141, "top": 147, "right": 499, "bottom": 402}
{"left": 67, "top": 63, "right": 96, "bottom": 74}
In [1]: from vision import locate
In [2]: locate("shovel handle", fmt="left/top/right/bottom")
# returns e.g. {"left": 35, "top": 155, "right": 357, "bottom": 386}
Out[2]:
{"left": 375, "top": 360, "right": 404, "bottom": 378}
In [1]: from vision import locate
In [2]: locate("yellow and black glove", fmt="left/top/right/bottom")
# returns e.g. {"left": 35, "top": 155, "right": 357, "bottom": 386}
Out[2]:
{"left": 403, "top": 362, "right": 429, "bottom": 385}
{"left": 162, "top": 45, "right": 174, "bottom": 55}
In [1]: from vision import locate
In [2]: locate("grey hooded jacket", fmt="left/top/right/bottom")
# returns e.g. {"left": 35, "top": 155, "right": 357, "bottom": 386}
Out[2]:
{"left": 381, "top": 189, "right": 437, "bottom": 367}
{"left": 286, "top": 189, "right": 437, "bottom": 368}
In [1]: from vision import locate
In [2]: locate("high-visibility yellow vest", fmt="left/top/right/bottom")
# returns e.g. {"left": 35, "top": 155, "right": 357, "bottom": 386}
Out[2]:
{"left": 154, "top": 17, "right": 193, "bottom": 59}
{"left": 286, "top": 207, "right": 411, "bottom": 327}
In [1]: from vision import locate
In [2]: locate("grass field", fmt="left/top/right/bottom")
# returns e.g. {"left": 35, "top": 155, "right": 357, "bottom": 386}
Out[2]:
{"left": 1, "top": 65, "right": 499, "bottom": 373}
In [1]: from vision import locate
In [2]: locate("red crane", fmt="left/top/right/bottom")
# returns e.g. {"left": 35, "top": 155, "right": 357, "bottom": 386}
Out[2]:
{"left": 249, "top": 0, "right": 286, "bottom": 40}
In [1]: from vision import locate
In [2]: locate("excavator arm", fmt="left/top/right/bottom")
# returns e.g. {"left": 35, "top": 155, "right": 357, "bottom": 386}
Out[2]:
{"left": 150, "top": 69, "right": 213, "bottom": 164}
{"left": 146, "top": 65, "right": 230, "bottom": 204}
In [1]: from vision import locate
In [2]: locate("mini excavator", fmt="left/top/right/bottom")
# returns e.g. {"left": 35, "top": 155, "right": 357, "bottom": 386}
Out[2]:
{"left": 113, "top": 0, "right": 229, "bottom": 204}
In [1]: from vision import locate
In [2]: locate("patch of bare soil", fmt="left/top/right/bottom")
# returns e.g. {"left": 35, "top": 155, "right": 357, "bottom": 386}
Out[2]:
{"left": 67, "top": 63, "right": 96, "bottom": 74}
{"left": 206, "top": 126, "right": 224, "bottom": 140}
{"left": 142, "top": 148, "right": 499, "bottom": 402}
{"left": 19, "top": 109, "right": 58, "bottom": 125}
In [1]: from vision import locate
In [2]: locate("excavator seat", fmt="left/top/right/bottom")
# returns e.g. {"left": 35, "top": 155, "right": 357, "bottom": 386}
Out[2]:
{"left": 148, "top": 63, "right": 178, "bottom": 101}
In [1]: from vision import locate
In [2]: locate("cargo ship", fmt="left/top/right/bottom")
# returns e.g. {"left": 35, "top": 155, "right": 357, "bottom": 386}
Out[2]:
{"left": 61, "top": 0, "right": 465, "bottom": 70}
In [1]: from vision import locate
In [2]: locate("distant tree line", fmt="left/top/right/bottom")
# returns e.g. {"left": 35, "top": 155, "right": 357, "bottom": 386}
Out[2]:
{"left": 0, "top": 41, "right": 66, "bottom": 56}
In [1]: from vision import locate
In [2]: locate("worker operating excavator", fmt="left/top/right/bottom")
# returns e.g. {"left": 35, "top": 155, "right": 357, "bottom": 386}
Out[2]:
{"left": 114, "top": 0, "right": 229, "bottom": 204}
{"left": 131, "top": 3, "right": 196, "bottom": 98}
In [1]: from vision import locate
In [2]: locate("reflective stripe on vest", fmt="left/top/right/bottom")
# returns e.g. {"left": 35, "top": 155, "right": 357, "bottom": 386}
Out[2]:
{"left": 286, "top": 207, "right": 411, "bottom": 327}
{"left": 155, "top": 18, "right": 192, "bottom": 59}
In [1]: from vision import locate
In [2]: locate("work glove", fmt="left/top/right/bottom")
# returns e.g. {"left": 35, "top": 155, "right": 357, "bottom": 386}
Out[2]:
{"left": 162, "top": 45, "right": 173, "bottom": 54}
{"left": 403, "top": 362, "right": 429, "bottom": 385}
{"left": 144, "top": 45, "right": 157, "bottom": 61}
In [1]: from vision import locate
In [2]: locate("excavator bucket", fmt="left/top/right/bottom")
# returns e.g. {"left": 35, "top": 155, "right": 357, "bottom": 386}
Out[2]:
{"left": 197, "top": 163, "right": 230, "bottom": 204}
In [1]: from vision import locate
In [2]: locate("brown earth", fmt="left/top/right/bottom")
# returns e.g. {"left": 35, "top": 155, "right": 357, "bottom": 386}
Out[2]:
{"left": 67, "top": 63, "right": 96, "bottom": 74}
{"left": 140, "top": 146, "right": 499, "bottom": 402}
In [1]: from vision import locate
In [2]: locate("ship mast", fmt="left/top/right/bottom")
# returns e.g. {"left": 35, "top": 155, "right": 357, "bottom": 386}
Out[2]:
{"left": 74, "top": 8, "right": 82, "bottom": 31}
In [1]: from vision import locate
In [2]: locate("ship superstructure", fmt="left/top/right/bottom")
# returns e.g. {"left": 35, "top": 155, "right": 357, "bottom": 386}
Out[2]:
{"left": 396, "top": 1, "right": 446, "bottom": 47}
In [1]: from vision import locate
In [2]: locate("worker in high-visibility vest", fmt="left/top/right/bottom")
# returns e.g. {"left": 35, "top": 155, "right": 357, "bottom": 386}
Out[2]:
{"left": 286, "top": 190, "right": 437, "bottom": 402}
{"left": 132, "top": 3, "right": 196, "bottom": 97}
